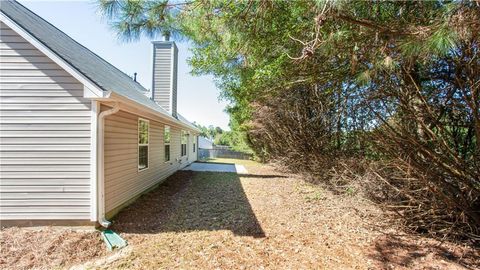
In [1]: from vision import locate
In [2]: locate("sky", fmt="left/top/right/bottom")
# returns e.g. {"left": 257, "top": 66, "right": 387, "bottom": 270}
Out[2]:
{"left": 19, "top": 0, "right": 231, "bottom": 130}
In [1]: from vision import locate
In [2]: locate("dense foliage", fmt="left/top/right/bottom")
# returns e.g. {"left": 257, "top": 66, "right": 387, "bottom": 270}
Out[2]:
{"left": 193, "top": 123, "right": 223, "bottom": 141}
{"left": 98, "top": 0, "right": 479, "bottom": 242}
{"left": 193, "top": 123, "right": 253, "bottom": 153}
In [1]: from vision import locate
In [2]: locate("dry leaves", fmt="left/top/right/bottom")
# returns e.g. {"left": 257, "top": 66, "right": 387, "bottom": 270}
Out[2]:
{"left": 1, "top": 160, "right": 478, "bottom": 269}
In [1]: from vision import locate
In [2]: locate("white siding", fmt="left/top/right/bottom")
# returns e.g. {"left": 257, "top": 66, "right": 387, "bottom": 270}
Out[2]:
{"left": 103, "top": 107, "right": 193, "bottom": 213}
{"left": 0, "top": 23, "right": 91, "bottom": 220}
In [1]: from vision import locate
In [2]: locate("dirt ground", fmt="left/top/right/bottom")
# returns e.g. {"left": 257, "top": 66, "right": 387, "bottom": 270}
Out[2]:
{"left": 1, "top": 159, "right": 478, "bottom": 269}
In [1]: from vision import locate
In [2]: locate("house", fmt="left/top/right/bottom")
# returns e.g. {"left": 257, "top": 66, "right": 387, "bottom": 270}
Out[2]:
{"left": 0, "top": 0, "right": 199, "bottom": 227}
{"left": 198, "top": 136, "right": 214, "bottom": 150}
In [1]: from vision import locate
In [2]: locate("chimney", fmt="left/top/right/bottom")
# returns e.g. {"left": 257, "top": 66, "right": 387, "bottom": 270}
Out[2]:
{"left": 152, "top": 35, "right": 178, "bottom": 118}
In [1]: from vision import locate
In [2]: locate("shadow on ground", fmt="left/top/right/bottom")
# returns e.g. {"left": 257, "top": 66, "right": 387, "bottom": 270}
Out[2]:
{"left": 237, "top": 174, "right": 288, "bottom": 179}
{"left": 369, "top": 234, "right": 480, "bottom": 269}
{"left": 111, "top": 171, "right": 265, "bottom": 238}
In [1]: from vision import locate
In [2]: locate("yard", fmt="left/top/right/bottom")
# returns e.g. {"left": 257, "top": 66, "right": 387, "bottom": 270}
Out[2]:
{"left": 1, "top": 159, "right": 478, "bottom": 269}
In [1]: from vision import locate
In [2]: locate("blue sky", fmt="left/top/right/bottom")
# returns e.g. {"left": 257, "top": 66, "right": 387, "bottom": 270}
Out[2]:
{"left": 19, "top": 0, "right": 231, "bottom": 130}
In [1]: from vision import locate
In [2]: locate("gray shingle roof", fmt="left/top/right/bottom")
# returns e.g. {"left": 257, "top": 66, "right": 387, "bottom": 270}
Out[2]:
{"left": 1, "top": 0, "right": 197, "bottom": 131}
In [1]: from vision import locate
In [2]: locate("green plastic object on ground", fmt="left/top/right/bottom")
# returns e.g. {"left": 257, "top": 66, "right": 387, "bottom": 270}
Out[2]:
{"left": 101, "top": 229, "right": 127, "bottom": 251}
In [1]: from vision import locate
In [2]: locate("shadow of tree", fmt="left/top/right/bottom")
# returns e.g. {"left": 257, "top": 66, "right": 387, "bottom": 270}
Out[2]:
{"left": 369, "top": 234, "right": 480, "bottom": 269}
{"left": 111, "top": 171, "right": 265, "bottom": 238}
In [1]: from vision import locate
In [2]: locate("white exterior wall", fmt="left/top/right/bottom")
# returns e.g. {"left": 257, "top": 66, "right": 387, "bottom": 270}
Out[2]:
{"left": 0, "top": 23, "right": 91, "bottom": 220}
{"left": 198, "top": 136, "right": 214, "bottom": 149}
{"left": 103, "top": 107, "right": 195, "bottom": 214}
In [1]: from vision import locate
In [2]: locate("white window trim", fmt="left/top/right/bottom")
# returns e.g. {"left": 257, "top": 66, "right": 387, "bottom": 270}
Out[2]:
{"left": 164, "top": 125, "right": 171, "bottom": 163}
{"left": 181, "top": 130, "right": 188, "bottom": 157}
{"left": 193, "top": 135, "right": 196, "bottom": 153}
{"left": 138, "top": 118, "right": 150, "bottom": 172}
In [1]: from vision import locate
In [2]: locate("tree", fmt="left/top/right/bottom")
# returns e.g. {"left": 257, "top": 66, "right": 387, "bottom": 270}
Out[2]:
{"left": 98, "top": 0, "right": 480, "bottom": 241}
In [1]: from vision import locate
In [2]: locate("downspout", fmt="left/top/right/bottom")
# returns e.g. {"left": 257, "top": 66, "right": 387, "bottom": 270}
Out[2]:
{"left": 97, "top": 102, "right": 120, "bottom": 227}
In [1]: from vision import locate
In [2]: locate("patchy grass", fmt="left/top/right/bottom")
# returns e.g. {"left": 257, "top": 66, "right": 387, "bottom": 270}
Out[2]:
{"left": 93, "top": 161, "right": 479, "bottom": 269}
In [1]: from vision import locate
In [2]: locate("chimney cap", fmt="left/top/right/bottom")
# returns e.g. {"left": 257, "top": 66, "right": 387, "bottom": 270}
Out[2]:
{"left": 162, "top": 31, "right": 170, "bottom": 41}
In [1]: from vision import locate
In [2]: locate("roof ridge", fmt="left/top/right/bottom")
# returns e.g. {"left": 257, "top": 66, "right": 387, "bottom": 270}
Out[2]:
{"left": 1, "top": 0, "right": 198, "bottom": 131}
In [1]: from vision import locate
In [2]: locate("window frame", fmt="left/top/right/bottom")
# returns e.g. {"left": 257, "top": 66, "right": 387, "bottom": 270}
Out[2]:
{"left": 164, "top": 125, "right": 171, "bottom": 162}
{"left": 137, "top": 118, "right": 150, "bottom": 172}
{"left": 181, "top": 130, "right": 188, "bottom": 157}
{"left": 193, "top": 135, "right": 196, "bottom": 153}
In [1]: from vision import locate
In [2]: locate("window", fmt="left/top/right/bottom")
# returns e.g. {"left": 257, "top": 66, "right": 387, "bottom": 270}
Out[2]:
{"left": 193, "top": 136, "right": 196, "bottom": 153}
{"left": 164, "top": 125, "right": 171, "bottom": 162}
{"left": 181, "top": 130, "right": 188, "bottom": 156}
{"left": 138, "top": 118, "right": 149, "bottom": 171}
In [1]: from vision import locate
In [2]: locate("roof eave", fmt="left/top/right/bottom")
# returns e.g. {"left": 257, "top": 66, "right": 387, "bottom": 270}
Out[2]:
{"left": 0, "top": 11, "right": 106, "bottom": 99}
{"left": 1, "top": 9, "right": 199, "bottom": 132}
{"left": 103, "top": 92, "right": 200, "bottom": 132}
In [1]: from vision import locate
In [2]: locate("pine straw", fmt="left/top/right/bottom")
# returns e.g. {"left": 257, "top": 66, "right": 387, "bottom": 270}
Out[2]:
{"left": 0, "top": 227, "right": 105, "bottom": 270}
{"left": 95, "top": 161, "right": 479, "bottom": 269}
{"left": 1, "top": 161, "right": 477, "bottom": 269}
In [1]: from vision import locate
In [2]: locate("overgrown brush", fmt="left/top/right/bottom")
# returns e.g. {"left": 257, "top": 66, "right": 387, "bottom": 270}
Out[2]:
{"left": 247, "top": 79, "right": 479, "bottom": 244}
{"left": 98, "top": 0, "right": 480, "bottom": 244}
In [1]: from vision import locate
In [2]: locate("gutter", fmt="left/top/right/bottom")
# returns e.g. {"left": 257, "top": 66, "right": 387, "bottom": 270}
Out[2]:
{"left": 97, "top": 101, "right": 120, "bottom": 227}
{"left": 109, "top": 93, "right": 200, "bottom": 133}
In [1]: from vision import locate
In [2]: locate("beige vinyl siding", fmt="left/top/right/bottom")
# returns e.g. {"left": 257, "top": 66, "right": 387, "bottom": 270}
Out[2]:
{"left": 103, "top": 107, "right": 193, "bottom": 213}
{"left": 0, "top": 22, "right": 91, "bottom": 220}
{"left": 152, "top": 43, "right": 177, "bottom": 116}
